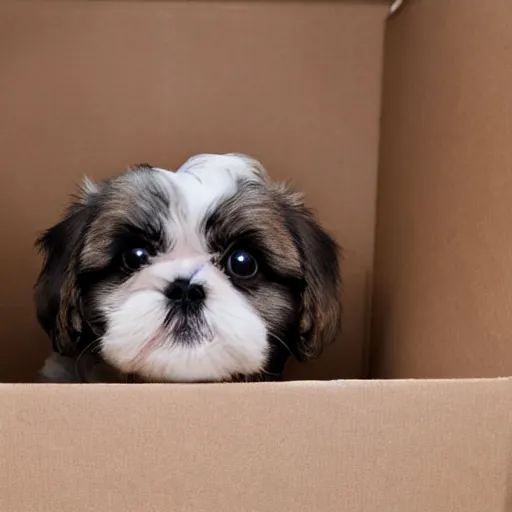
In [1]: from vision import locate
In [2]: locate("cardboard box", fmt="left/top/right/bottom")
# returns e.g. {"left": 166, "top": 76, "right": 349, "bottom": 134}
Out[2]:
{"left": 1, "top": 1, "right": 512, "bottom": 510}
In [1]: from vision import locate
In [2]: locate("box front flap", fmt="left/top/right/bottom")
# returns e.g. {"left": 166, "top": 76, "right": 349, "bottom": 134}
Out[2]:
{"left": 1, "top": 379, "right": 511, "bottom": 511}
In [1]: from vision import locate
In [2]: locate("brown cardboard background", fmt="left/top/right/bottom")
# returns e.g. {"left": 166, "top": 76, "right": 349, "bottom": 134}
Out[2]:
{"left": 372, "top": 0, "right": 512, "bottom": 378}
{"left": 0, "top": 1, "right": 387, "bottom": 381}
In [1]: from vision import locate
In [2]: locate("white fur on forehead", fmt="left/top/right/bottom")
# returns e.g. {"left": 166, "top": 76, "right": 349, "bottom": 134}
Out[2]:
{"left": 175, "top": 153, "right": 269, "bottom": 182}
{"left": 150, "top": 154, "right": 272, "bottom": 232}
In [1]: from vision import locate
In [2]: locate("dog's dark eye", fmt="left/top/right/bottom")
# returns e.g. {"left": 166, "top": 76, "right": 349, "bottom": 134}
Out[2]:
{"left": 226, "top": 250, "right": 258, "bottom": 278}
{"left": 122, "top": 248, "right": 150, "bottom": 271}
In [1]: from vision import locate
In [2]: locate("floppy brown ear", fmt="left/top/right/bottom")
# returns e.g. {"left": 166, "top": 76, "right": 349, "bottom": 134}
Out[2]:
{"left": 275, "top": 187, "right": 342, "bottom": 360}
{"left": 34, "top": 191, "right": 95, "bottom": 355}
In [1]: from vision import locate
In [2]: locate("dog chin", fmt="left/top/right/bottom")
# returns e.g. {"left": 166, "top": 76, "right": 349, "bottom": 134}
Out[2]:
{"left": 99, "top": 265, "right": 270, "bottom": 383}
{"left": 101, "top": 327, "right": 269, "bottom": 383}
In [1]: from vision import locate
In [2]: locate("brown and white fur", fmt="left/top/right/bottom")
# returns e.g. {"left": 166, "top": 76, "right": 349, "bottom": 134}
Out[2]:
{"left": 35, "top": 154, "right": 341, "bottom": 383}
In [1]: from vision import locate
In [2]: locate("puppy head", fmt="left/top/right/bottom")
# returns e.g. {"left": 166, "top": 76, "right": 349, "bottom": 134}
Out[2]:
{"left": 35, "top": 154, "right": 341, "bottom": 382}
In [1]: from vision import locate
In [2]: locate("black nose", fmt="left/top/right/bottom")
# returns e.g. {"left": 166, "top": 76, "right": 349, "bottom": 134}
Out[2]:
{"left": 165, "top": 279, "right": 206, "bottom": 304}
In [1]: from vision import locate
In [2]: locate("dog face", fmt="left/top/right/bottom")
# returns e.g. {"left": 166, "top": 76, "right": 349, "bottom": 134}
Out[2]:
{"left": 35, "top": 154, "right": 341, "bottom": 382}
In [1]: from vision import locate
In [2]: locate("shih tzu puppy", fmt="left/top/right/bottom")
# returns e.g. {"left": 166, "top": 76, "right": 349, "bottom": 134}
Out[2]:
{"left": 35, "top": 154, "right": 341, "bottom": 383}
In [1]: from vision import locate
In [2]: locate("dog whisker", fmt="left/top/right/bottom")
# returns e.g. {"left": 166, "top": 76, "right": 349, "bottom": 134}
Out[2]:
{"left": 267, "top": 331, "right": 293, "bottom": 357}
{"left": 74, "top": 340, "right": 101, "bottom": 383}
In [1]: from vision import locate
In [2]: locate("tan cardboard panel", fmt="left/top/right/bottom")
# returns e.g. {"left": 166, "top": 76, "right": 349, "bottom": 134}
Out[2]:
{"left": 373, "top": 0, "right": 512, "bottom": 378}
{"left": 0, "top": 1, "right": 387, "bottom": 381}
{"left": 1, "top": 379, "right": 511, "bottom": 511}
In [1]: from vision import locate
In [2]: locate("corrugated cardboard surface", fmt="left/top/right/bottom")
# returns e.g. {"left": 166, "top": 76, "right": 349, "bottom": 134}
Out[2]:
{"left": 0, "top": 0, "right": 387, "bottom": 382}
{"left": 1, "top": 379, "right": 511, "bottom": 512}
{"left": 372, "top": 0, "right": 512, "bottom": 378}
